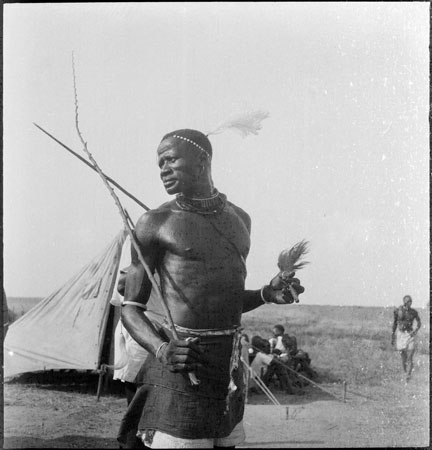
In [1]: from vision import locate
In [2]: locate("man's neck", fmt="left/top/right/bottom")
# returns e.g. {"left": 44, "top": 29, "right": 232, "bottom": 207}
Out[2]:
{"left": 183, "top": 189, "right": 216, "bottom": 200}
{"left": 182, "top": 182, "right": 215, "bottom": 199}
{"left": 176, "top": 188, "right": 227, "bottom": 215}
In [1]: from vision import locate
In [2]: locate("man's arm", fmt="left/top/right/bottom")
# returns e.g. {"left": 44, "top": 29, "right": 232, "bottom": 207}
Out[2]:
{"left": 412, "top": 310, "right": 421, "bottom": 335}
{"left": 392, "top": 309, "right": 398, "bottom": 333}
{"left": 234, "top": 208, "right": 304, "bottom": 312}
{"left": 391, "top": 308, "right": 398, "bottom": 344}
{"left": 121, "top": 212, "right": 206, "bottom": 373}
{"left": 121, "top": 213, "right": 166, "bottom": 356}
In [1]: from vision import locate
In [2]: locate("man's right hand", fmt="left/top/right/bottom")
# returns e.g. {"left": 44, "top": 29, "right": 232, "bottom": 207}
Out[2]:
{"left": 264, "top": 272, "right": 305, "bottom": 304}
{"left": 157, "top": 338, "right": 208, "bottom": 373}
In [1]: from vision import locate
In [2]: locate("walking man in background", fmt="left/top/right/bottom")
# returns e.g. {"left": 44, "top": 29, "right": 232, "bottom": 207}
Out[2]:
{"left": 391, "top": 295, "right": 421, "bottom": 382}
{"left": 119, "top": 128, "right": 305, "bottom": 448}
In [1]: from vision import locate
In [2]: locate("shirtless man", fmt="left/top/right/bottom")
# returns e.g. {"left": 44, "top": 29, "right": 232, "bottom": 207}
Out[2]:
{"left": 120, "top": 129, "right": 304, "bottom": 448}
{"left": 391, "top": 295, "right": 421, "bottom": 382}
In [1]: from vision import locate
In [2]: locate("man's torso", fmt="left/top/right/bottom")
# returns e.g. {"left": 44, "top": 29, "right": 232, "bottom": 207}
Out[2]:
{"left": 153, "top": 200, "right": 251, "bottom": 329}
{"left": 395, "top": 306, "right": 419, "bottom": 332}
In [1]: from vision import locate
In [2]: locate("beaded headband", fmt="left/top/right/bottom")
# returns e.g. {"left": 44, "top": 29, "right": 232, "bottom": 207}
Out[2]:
{"left": 172, "top": 134, "right": 211, "bottom": 159}
{"left": 169, "top": 111, "right": 270, "bottom": 161}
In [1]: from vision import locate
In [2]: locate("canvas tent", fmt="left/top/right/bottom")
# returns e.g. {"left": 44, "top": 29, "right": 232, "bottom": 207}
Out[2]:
{"left": 3, "top": 229, "right": 164, "bottom": 379}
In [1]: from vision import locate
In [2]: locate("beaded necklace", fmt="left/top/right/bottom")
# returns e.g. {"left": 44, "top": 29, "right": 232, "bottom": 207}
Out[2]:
{"left": 176, "top": 189, "right": 227, "bottom": 215}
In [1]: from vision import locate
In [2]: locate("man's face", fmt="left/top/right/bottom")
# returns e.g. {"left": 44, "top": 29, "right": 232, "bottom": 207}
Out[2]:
{"left": 403, "top": 297, "right": 412, "bottom": 308}
{"left": 157, "top": 138, "right": 201, "bottom": 196}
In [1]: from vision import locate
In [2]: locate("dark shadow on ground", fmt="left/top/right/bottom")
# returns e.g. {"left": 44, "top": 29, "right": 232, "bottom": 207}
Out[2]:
{"left": 7, "top": 371, "right": 126, "bottom": 396}
{"left": 241, "top": 440, "right": 325, "bottom": 447}
{"left": 3, "top": 436, "right": 118, "bottom": 449}
{"left": 7, "top": 369, "right": 346, "bottom": 405}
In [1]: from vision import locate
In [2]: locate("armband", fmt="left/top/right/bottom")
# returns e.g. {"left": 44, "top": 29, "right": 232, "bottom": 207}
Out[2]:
{"left": 260, "top": 286, "right": 272, "bottom": 304}
{"left": 121, "top": 301, "right": 147, "bottom": 310}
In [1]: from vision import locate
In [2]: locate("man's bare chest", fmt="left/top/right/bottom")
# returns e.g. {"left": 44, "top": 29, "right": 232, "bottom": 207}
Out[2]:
{"left": 398, "top": 308, "right": 417, "bottom": 323}
{"left": 161, "top": 211, "right": 250, "bottom": 261}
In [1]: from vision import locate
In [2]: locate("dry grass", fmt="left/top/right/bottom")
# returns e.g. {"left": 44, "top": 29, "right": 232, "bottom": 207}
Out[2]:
{"left": 7, "top": 298, "right": 429, "bottom": 389}
{"left": 242, "top": 304, "right": 429, "bottom": 387}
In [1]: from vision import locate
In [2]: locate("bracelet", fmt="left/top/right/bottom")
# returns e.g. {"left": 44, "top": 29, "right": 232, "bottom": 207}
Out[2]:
{"left": 260, "top": 286, "right": 272, "bottom": 304}
{"left": 155, "top": 342, "right": 168, "bottom": 360}
{"left": 121, "top": 301, "right": 147, "bottom": 310}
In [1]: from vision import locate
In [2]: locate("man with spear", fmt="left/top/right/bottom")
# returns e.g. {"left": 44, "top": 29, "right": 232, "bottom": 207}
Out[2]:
{"left": 118, "top": 126, "right": 306, "bottom": 448}
{"left": 35, "top": 59, "right": 307, "bottom": 448}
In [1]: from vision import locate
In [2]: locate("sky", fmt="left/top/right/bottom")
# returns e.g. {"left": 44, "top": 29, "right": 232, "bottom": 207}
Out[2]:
{"left": 3, "top": 2, "right": 430, "bottom": 308}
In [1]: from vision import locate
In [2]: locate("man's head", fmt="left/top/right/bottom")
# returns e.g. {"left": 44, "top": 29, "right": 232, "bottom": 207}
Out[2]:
{"left": 403, "top": 295, "right": 412, "bottom": 308}
{"left": 252, "top": 336, "right": 270, "bottom": 354}
{"left": 157, "top": 129, "right": 213, "bottom": 196}
{"left": 273, "top": 324, "right": 285, "bottom": 337}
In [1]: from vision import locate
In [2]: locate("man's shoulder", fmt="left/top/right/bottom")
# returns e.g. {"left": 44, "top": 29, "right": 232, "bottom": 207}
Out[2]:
{"left": 226, "top": 201, "right": 251, "bottom": 227}
{"left": 135, "top": 201, "right": 177, "bottom": 229}
{"left": 226, "top": 200, "right": 249, "bottom": 216}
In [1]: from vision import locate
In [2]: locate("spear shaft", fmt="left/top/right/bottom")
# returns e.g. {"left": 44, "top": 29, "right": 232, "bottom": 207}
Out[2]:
{"left": 70, "top": 54, "right": 199, "bottom": 385}
{"left": 33, "top": 122, "right": 150, "bottom": 212}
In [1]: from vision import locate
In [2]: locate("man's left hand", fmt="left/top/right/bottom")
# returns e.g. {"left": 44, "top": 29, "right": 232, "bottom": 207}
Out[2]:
{"left": 263, "top": 272, "right": 305, "bottom": 304}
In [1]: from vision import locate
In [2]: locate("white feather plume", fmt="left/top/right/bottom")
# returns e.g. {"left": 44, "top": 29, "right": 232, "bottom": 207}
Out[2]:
{"left": 207, "top": 110, "right": 270, "bottom": 138}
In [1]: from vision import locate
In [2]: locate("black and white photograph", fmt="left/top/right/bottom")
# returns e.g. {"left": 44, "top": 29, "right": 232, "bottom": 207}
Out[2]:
{"left": 2, "top": 2, "right": 429, "bottom": 448}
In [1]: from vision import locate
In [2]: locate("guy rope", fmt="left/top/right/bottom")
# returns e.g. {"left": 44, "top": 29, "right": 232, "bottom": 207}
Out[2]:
{"left": 249, "top": 343, "right": 346, "bottom": 403}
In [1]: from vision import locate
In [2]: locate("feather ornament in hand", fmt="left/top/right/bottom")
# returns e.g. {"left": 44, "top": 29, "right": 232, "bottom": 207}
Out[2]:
{"left": 277, "top": 240, "right": 310, "bottom": 303}
{"left": 206, "top": 110, "right": 270, "bottom": 138}
{"left": 278, "top": 240, "right": 310, "bottom": 274}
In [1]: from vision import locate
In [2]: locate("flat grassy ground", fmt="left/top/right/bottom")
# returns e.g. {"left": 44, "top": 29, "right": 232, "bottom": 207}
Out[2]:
{"left": 242, "top": 303, "right": 429, "bottom": 386}
{"left": 3, "top": 302, "right": 430, "bottom": 448}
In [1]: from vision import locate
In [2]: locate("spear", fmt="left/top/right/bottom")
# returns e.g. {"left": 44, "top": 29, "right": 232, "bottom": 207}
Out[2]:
{"left": 70, "top": 53, "right": 199, "bottom": 385}
{"left": 33, "top": 122, "right": 150, "bottom": 212}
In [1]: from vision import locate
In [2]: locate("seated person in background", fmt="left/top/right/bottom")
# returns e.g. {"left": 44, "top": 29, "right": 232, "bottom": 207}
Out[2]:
{"left": 292, "top": 349, "right": 316, "bottom": 379}
{"left": 249, "top": 335, "right": 300, "bottom": 395}
{"left": 249, "top": 335, "right": 266, "bottom": 364}
{"left": 269, "top": 324, "right": 297, "bottom": 364}
{"left": 269, "top": 324, "right": 286, "bottom": 356}
{"left": 280, "top": 332, "right": 316, "bottom": 380}
{"left": 281, "top": 332, "right": 298, "bottom": 362}
{"left": 266, "top": 333, "right": 301, "bottom": 394}
{"left": 248, "top": 336, "right": 273, "bottom": 393}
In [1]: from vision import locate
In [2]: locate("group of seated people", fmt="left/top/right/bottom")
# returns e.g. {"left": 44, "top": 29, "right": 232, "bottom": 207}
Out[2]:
{"left": 240, "top": 324, "right": 315, "bottom": 395}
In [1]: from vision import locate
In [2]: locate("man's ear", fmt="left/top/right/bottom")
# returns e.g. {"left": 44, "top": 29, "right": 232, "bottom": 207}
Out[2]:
{"left": 197, "top": 154, "right": 208, "bottom": 174}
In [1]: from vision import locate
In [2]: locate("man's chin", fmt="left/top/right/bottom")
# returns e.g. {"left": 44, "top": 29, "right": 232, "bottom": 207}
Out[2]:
{"left": 164, "top": 185, "right": 180, "bottom": 195}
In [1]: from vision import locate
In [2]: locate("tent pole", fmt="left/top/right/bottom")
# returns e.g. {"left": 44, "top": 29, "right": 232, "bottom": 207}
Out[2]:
{"left": 96, "top": 364, "right": 107, "bottom": 401}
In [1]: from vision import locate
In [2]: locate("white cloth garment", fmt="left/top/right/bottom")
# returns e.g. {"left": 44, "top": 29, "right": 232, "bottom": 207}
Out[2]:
{"left": 141, "top": 420, "right": 246, "bottom": 448}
